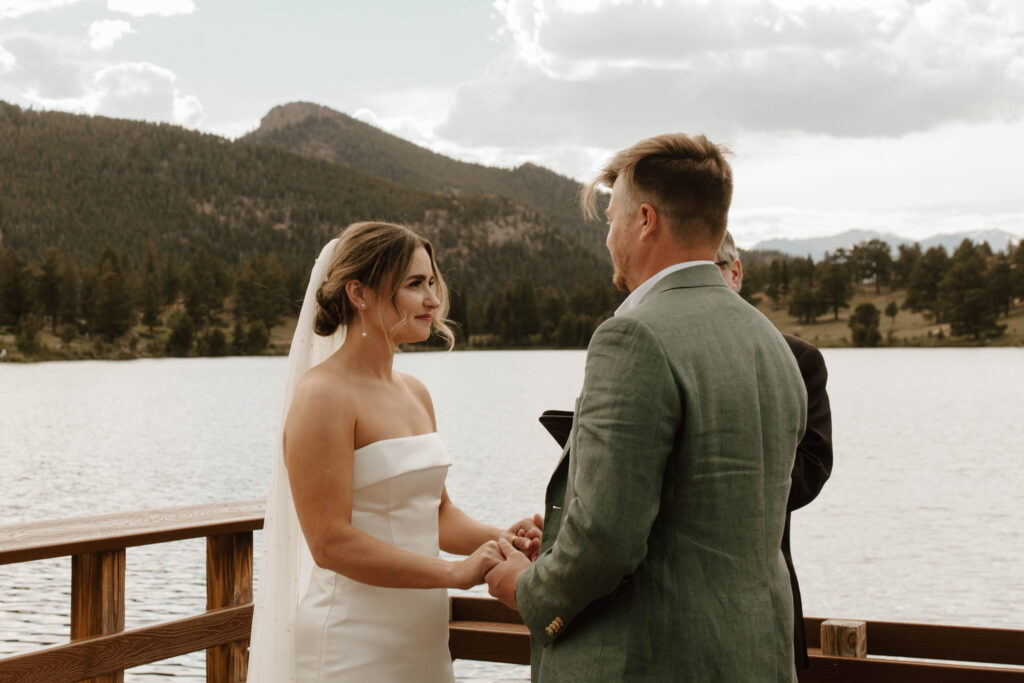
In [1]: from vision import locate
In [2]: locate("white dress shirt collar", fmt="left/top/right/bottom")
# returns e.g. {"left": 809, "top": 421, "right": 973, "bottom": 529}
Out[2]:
{"left": 614, "top": 261, "right": 713, "bottom": 316}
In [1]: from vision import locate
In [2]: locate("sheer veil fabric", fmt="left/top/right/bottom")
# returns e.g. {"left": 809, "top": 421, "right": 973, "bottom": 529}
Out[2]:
{"left": 246, "top": 239, "right": 344, "bottom": 682}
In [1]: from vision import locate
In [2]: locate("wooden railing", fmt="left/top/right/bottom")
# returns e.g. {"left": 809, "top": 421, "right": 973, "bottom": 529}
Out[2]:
{"left": 1, "top": 502, "right": 1023, "bottom": 682}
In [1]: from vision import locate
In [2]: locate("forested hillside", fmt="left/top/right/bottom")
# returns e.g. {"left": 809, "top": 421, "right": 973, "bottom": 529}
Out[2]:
{"left": 244, "top": 102, "right": 608, "bottom": 256}
{"left": 0, "top": 101, "right": 619, "bottom": 359}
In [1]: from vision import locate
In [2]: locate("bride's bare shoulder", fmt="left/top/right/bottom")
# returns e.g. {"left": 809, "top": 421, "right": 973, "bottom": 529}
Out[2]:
{"left": 291, "top": 363, "right": 354, "bottom": 413}
{"left": 395, "top": 371, "right": 434, "bottom": 413}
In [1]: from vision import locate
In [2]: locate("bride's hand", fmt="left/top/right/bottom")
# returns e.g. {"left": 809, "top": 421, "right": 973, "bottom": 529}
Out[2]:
{"left": 452, "top": 540, "right": 503, "bottom": 589}
{"left": 505, "top": 513, "right": 544, "bottom": 561}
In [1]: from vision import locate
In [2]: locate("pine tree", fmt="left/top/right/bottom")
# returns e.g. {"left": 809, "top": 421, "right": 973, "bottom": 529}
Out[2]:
{"left": 849, "top": 303, "right": 882, "bottom": 347}
{"left": 904, "top": 245, "right": 949, "bottom": 321}
{"left": 817, "top": 260, "right": 852, "bottom": 321}
{"left": 938, "top": 240, "right": 1003, "bottom": 339}
{"left": 38, "top": 248, "right": 63, "bottom": 331}
{"left": 140, "top": 241, "right": 163, "bottom": 333}
{"left": 91, "top": 245, "right": 135, "bottom": 341}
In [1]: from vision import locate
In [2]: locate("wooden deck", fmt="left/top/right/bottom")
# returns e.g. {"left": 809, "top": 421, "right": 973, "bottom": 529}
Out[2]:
{"left": 2, "top": 501, "right": 1023, "bottom": 682}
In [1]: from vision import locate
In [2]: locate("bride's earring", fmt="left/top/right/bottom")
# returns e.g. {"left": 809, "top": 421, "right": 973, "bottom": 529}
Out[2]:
{"left": 359, "top": 304, "right": 368, "bottom": 338}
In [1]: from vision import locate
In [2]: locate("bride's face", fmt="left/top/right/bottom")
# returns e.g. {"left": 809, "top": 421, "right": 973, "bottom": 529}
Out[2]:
{"left": 370, "top": 247, "right": 440, "bottom": 345}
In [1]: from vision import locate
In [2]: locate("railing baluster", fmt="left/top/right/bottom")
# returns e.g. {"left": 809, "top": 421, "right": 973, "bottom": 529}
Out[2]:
{"left": 70, "top": 549, "right": 126, "bottom": 683}
{"left": 206, "top": 531, "right": 253, "bottom": 683}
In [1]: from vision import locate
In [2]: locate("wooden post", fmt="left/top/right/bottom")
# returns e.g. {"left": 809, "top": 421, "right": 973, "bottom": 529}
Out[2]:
{"left": 71, "top": 549, "right": 126, "bottom": 683}
{"left": 206, "top": 531, "right": 253, "bottom": 683}
{"left": 821, "top": 619, "right": 868, "bottom": 658}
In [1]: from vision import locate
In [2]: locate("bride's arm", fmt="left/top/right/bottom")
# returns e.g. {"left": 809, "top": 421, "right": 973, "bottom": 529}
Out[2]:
{"left": 285, "top": 373, "right": 500, "bottom": 589}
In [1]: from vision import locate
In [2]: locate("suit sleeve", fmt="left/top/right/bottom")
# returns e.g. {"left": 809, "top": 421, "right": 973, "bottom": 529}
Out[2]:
{"left": 516, "top": 315, "right": 680, "bottom": 644}
{"left": 788, "top": 342, "right": 833, "bottom": 511}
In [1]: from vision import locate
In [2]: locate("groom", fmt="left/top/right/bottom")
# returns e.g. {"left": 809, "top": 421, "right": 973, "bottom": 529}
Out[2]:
{"left": 486, "top": 133, "right": 807, "bottom": 680}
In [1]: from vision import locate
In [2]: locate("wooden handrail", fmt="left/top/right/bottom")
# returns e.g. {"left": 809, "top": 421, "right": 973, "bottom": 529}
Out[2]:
{"left": 0, "top": 499, "right": 265, "bottom": 566}
{"left": 2, "top": 504, "right": 1024, "bottom": 682}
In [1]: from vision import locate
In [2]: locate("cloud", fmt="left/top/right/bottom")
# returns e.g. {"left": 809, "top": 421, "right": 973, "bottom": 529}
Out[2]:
{"left": 0, "top": 43, "right": 15, "bottom": 72}
{"left": 106, "top": 0, "right": 195, "bottom": 17}
{"left": 438, "top": 0, "right": 1024, "bottom": 149}
{"left": 92, "top": 62, "right": 202, "bottom": 126}
{"left": 89, "top": 19, "right": 134, "bottom": 50}
{"left": 0, "top": 33, "right": 84, "bottom": 99}
{"left": 0, "top": 0, "right": 83, "bottom": 20}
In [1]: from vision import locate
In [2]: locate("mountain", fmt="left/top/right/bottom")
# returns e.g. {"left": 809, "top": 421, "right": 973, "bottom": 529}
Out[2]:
{"left": 751, "top": 229, "right": 1019, "bottom": 261}
{"left": 243, "top": 102, "right": 608, "bottom": 257}
{"left": 0, "top": 101, "right": 610, "bottom": 299}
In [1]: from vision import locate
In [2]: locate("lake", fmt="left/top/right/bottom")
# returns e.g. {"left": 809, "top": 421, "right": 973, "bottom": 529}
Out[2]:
{"left": 1, "top": 348, "right": 1023, "bottom": 680}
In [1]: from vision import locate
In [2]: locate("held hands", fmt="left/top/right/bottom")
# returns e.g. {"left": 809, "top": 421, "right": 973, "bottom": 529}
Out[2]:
{"left": 485, "top": 538, "right": 532, "bottom": 610}
{"left": 504, "top": 513, "right": 544, "bottom": 561}
{"left": 453, "top": 540, "right": 504, "bottom": 590}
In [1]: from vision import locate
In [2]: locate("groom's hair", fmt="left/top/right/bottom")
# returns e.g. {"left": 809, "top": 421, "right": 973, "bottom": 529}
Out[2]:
{"left": 315, "top": 221, "right": 456, "bottom": 350}
{"left": 581, "top": 133, "right": 733, "bottom": 246}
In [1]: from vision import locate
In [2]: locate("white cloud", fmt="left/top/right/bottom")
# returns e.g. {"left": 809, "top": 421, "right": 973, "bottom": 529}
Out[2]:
{"left": 89, "top": 19, "right": 134, "bottom": 50}
{"left": 0, "top": 0, "right": 83, "bottom": 20}
{"left": 0, "top": 43, "right": 15, "bottom": 71}
{"left": 106, "top": 0, "right": 195, "bottom": 17}
{"left": 92, "top": 62, "right": 202, "bottom": 126}
{"left": 440, "top": 0, "right": 1024, "bottom": 149}
{"left": 0, "top": 33, "right": 84, "bottom": 99}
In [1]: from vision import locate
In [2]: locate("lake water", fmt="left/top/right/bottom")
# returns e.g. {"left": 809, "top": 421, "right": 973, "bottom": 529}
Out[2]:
{"left": 1, "top": 349, "right": 1023, "bottom": 680}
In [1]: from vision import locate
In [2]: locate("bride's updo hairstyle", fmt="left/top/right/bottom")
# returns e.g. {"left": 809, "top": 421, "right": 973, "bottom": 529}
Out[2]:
{"left": 314, "top": 221, "right": 455, "bottom": 350}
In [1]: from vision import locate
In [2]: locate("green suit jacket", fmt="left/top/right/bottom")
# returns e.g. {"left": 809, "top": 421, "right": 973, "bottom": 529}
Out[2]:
{"left": 516, "top": 264, "right": 807, "bottom": 682}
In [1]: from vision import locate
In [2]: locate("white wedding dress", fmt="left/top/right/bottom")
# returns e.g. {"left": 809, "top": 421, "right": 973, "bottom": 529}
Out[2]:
{"left": 292, "top": 432, "right": 456, "bottom": 682}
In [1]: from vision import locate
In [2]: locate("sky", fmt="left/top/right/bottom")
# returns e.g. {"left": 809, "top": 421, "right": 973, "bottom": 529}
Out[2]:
{"left": 1, "top": 0, "right": 1023, "bottom": 248}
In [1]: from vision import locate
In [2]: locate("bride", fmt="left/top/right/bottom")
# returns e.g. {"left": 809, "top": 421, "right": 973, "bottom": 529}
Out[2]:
{"left": 247, "top": 222, "right": 541, "bottom": 682}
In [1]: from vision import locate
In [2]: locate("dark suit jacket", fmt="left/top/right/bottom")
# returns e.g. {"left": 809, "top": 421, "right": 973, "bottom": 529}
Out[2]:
{"left": 537, "top": 336, "right": 833, "bottom": 673}
{"left": 781, "top": 334, "right": 833, "bottom": 670}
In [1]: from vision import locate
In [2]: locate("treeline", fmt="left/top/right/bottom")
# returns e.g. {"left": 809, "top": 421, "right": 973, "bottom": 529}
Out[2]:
{"left": 4, "top": 236, "right": 1022, "bottom": 358}
{"left": 741, "top": 238, "right": 1024, "bottom": 345}
{"left": 0, "top": 241, "right": 623, "bottom": 358}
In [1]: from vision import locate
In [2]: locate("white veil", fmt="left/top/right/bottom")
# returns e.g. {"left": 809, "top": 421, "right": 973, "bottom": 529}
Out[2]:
{"left": 247, "top": 238, "right": 344, "bottom": 682}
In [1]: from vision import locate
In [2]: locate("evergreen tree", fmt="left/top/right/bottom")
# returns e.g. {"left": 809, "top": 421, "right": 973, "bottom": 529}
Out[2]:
{"left": 197, "top": 326, "right": 228, "bottom": 357}
{"left": 140, "top": 241, "right": 163, "bottom": 332}
{"left": 892, "top": 243, "right": 921, "bottom": 289}
{"left": 938, "top": 240, "right": 1003, "bottom": 339}
{"left": 848, "top": 303, "right": 882, "bottom": 347}
{"left": 166, "top": 312, "right": 195, "bottom": 356}
{"left": 91, "top": 245, "right": 135, "bottom": 341}
{"left": 788, "top": 282, "right": 826, "bottom": 324}
{"left": 184, "top": 247, "right": 230, "bottom": 325}
{"left": 884, "top": 300, "right": 899, "bottom": 327}
{"left": 0, "top": 248, "right": 35, "bottom": 328}
{"left": 16, "top": 313, "right": 43, "bottom": 354}
{"left": 57, "top": 257, "right": 80, "bottom": 329}
{"left": 1013, "top": 240, "right": 1024, "bottom": 301}
{"left": 244, "top": 321, "right": 270, "bottom": 354}
{"left": 852, "top": 239, "right": 893, "bottom": 293}
{"left": 986, "top": 253, "right": 1013, "bottom": 318}
{"left": 234, "top": 253, "right": 288, "bottom": 330}
{"left": 38, "top": 247, "right": 63, "bottom": 331}
{"left": 904, "top": 245, "right": 949, "bottom": 320}
{"left": 817, "top": 261, "right": 852, "bottom": 320}
{"left": 446, "top": 279, "right": 470, "bottom": 345}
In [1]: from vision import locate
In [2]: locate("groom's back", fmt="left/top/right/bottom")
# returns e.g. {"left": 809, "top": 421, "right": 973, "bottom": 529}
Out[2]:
{"left": 537, "top": 269, "right": 806, "bottom": 681}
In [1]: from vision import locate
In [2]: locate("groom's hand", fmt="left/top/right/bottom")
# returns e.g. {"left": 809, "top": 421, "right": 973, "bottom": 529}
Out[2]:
{"left": 485, "top": 538, "right": 530, "bottom": 610}
{"left": 505, "top": 513, "right": 544, "bottom": 561}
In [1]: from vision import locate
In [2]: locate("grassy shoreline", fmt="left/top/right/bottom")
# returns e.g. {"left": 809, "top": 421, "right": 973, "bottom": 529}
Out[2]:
{"left": 2, "top": 287, "right": 1022, "bottom": 362}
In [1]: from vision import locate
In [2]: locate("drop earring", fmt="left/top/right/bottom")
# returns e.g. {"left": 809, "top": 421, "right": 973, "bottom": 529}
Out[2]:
{"left": 359, "top": 304, "right": 368, "bottom": 338}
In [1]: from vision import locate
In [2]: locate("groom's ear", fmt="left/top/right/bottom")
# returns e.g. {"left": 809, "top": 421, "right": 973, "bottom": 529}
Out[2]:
{"left": 638, "top": 203, "right": 659, "bottom": 242}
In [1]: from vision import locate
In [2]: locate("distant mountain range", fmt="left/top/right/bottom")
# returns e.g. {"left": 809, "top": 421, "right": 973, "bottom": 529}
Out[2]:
{"left": 751, "top": 229, "right": 1019, "bottom": 261}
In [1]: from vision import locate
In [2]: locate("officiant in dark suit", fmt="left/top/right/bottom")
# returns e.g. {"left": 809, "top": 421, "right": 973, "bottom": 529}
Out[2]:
{"left": 717, "top": 230, "right": 834, "bottom": 672}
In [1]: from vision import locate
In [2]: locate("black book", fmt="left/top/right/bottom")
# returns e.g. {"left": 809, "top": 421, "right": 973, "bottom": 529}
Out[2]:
{"left": 538, "top": 409, "right": 574, "bottom": 449}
